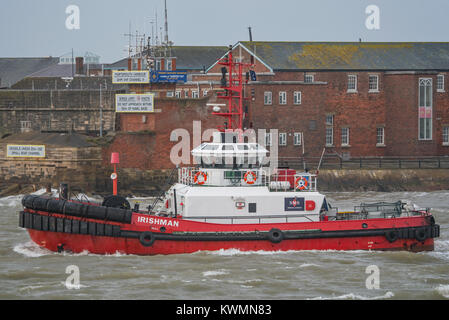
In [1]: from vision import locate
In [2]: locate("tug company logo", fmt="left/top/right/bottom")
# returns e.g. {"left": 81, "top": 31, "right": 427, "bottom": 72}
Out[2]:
{"left": 284, "top": 197, "right": 304, "bottom": 211}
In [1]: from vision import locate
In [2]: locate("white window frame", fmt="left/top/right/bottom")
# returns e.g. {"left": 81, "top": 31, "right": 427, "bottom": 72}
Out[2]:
{"left": 264, "top": 91, "right": 272, "bottom": 105}
{"left": 325, "top": 114, "right": 334, "bottom": 126}
{"left": 293, "top": 91, "right": 302, "bottom": 105}
{"left": 279, "top": 133, "right": 287, "bottom": 146}
{"left": 418, "top": 78, "right": 433, "bottom": 141}
{"left": 175, "top": 90, "right": 181, "bottom": 98}
{"left": 376, "top": 127, "right": 385, "bottom": 146}
{"left": 437, "top": 74, "right": 445, "bottom": 92}
{"left": 369, "top": 75, "right": 379, "bottom": 92}
{"left": 202, "top": 89, "right": 209, "bottom": 97}
{"left": 347, "top": 75, "right": 357, "bottom": 92}
{"left": 341, "top": 127, "right": 350, "bottom": 146}
{"left": 443, "top": 126, "right": 449, "bottom": 146}
{"left": 192, "top": 90, "right": 199, "bottom": 99}
{"left": 279, "top": 91, "right": 287, "bottom": 105}
{"left": 294, "top": 132, "right": 302, "bottom": 146}
{"left": 325, "top": 127, "right": 333, "bottom": 146}
{"left": 184, "top": 89, "right": 189, "bottom": 98}
{"left": 166, "top": 91, "right": 174, "bottom": 98}
{"left": 304, "top": 74, "right": 314, "bottom": 83}
{"left": 166, "top": 59, "right": 172, "bottom": 71}
{"left": 265, "top": 133, "right": 272, "bottom": 146}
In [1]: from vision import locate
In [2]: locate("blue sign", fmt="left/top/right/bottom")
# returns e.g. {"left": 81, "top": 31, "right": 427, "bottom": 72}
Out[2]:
{"left": 249, "top": 70, "right": 257, "bottom": 81}
{"left": 150, "top": 71, "right": 187, "bottom": 83}
{"left": 284, "top": 197, "right": 305, "bottom": 211}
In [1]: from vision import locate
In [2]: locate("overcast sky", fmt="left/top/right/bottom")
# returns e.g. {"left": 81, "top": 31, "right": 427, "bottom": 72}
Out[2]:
{"left": 1, "top": 0, "right": 449, "bottom": 63}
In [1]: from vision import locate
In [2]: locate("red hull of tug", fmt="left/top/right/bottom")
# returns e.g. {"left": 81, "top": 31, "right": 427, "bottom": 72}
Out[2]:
{"left": 24, "top": 210, "right": 436, "bottom": 255}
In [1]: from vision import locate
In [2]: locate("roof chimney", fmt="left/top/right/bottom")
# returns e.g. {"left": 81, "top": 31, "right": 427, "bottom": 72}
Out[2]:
{"left": 75, "top": 57, "right": 84, "bottom": 75}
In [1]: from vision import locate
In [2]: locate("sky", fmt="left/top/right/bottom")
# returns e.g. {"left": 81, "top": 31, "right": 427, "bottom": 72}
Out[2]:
{"left": 1, "top": 0, "right": 449, "bottom": 63}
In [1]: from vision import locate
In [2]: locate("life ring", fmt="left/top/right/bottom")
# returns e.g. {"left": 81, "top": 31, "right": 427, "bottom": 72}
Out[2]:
{"left": 267, "top": 228, "right": 284, "bottom": 243}
{"left": 385, "top": 229, "right": 399, "bottom": 243}
{"left": 244, "top": 171, "right": 257, "bottom": 185}
{"left": 415, "top": 228, "right": 427, "bottom": 242}
{"left": 139, "top": 231, "right": 156, "bottom": 247}
{"left": 295, "top": 177, "right": 308, "bottom": 190}
{"left": 194, "top": 171, "right": 207, "bottom": 185}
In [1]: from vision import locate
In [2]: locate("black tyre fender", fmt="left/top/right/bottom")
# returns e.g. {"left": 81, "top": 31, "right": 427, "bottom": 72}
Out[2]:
{"left": 415, "top": 228, "right": 427, "bottom": 242}
{"left": 139, "top": 231, "right": 156, "bottom": 247}
{"left": 385, "top": 229, "right": 399, "bottom": 243}
{"left": 267, "top": 228, "right": 284, "bottom": 244}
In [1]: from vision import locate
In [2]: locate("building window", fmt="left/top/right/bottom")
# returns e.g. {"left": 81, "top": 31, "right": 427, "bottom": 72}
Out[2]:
{"left": 309, "top": 120, "right": 316, "bottom": 130}
{"left": 341, "top": 127, "right": 350, "bottom": 146}
{"left": 325, "top": 114, "right": 334, "bottom": 126}
{"left": 304, "top": 74, "right": 314, "bottom": 83}
{"left": 184, "top": 90, "right": 189, "bottom": 98}
{"left": 294, "top": 133, "right": 302, "bottom": 146}
{"left": 293, "top": 91, "right": 302, "bottom": 105}
{"left": 265, "top": 132, "right": 272, "bottom": 146}
{"left": 175, "top": 90, "right": 181, "bottom": 98}
{"left": 443, "top": 126, "right": 449, "bottom": 145}
{"left": 279, "top": 133, "right": 287, "bottom": 146}
{"left": 279, "top": 91, "right": 287, "bottom": 105}
{"left": 347, "top": 75, "right": 357, "bottom": 92}
{"left": 369, "top": 75, "right": 379, "bottom": 92}
{"left": 437, "top": 74, "right": 445, "bottom": 92}
{"left": 325, "top": 127, "right": 333, "bottom": 146}
{"left": 202, "top": 89, "right": 209, "bottom": 97}
{"left": 192, "top": 90, "right": 199, "bottom": 99}
{"left": 419, "top": 78, "right": 432, "bottom": 140}
{"left": 166, "top": 91, "right": 174, "bottom": 98}
{"left": 376, "top": 127, "right": 385, "bottom": 145}
{"left": 155, "top": 60, "right": 161, "bottom": 70}
{"left": 166, "top": 59, "right": 172, "bottom": 71}
{"left": 264, "top": 91, "right": 272, "bottom": 105}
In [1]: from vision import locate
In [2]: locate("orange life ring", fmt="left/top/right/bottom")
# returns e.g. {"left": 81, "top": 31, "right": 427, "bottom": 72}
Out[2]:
{"left": 295, "top": 177, "right": 308, "bottom": 190}
{"left": 194, "top": 171, "right": 207, "bottom": 185}
{"left": 244, "top": 171, "right": 257, "bottom": 184}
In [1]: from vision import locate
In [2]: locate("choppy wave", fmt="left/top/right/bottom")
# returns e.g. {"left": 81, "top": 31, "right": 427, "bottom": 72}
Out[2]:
{"left": 309, "top": 291, "right": 394, "bottom": 300}
{"left": 13, "top": 241, "right": 52, "bottom": 258}
{"left": 202, "top": 270, "right": 229, "bottom": 277}
{"left": 434, "top": 285, "right": 449, "bottom": 299}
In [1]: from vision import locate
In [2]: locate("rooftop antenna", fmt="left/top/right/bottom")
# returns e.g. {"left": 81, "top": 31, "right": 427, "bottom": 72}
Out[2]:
{"left": 164, "top": 0, "right": 169, "bottom": 45}
{"left": 248, "top": 26, "right": 253, "bottom": 42}
{"left": 123, "top": 21, "right": 134, "bottom": 57}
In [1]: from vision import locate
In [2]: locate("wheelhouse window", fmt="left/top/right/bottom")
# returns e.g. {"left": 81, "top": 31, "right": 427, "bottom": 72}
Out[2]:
{"left": 279, "top": 91, "right": 287, "bottom": 105}
{"left": 293, "top": 91, "right": 302, "bottom": 105}
{"left": 347, "top": 75, "right": 357, "bottom": 92}
{"left": 419, "top": 78, "right": 432, "bottom": 140}
{"left": 264, "top": 91, "right": 272, "bottom": 105}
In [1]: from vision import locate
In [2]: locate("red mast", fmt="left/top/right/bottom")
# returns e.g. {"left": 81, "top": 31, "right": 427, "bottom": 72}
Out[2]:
{"left": 213, "top": 45, "right": 253, "bottom": 132}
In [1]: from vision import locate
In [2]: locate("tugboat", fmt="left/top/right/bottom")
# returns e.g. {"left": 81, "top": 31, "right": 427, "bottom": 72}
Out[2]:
{"left": 19, "top": 47, "right": 440, "bottom": 255}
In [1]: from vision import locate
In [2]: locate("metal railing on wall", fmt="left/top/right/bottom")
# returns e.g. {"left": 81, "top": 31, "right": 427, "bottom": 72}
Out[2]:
{"left": 278, "top": 155, "right": 449, "bottom": 170}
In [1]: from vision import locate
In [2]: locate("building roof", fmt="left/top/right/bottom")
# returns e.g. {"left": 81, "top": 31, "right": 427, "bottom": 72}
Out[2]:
{"left": 171, "top": 46, "right": 228, "bottom": 70}
{"left": 106, "top": 46, "right": 228, "bottom": 72}
{"left": 1, "top": 132, "right": 96, "bottom": 148}
{"left": 27, "top": 63, "right": 105, "bottom": 78}
{"left": 0, "top": 57, "right": 59, "bottom": 87}
{"left": 238, "top": 41, "right": 449, "bottom": 71}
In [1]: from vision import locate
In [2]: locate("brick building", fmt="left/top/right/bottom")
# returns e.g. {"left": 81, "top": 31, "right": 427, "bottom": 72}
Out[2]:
{"left": 170, "top": 41, "right": 449, "bottom": 160}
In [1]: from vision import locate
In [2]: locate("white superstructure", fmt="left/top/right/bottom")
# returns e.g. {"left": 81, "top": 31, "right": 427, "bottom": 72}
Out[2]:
{"left": 158, "top": 132, "right": 327, "bottom": 224}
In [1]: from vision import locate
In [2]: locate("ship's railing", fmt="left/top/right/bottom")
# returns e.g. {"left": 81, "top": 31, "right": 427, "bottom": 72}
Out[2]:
{"left": 178, "top": 167, "right": 317, "bottom": 191}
